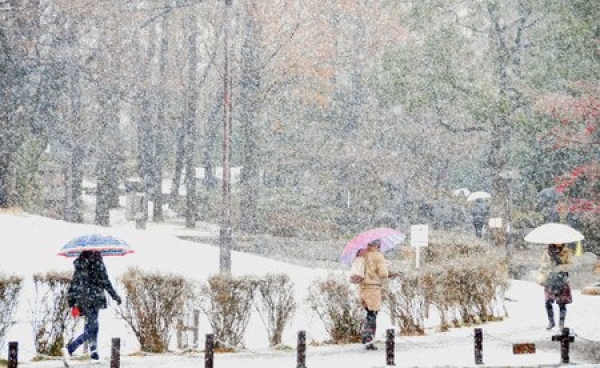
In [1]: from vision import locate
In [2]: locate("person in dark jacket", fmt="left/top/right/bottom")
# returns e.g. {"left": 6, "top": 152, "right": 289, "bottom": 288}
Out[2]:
{"left": 62, "top": 251, "right": 121, "bottom": 364}
{"left": 471, "top": 199, "right": 489, "bottom": 238}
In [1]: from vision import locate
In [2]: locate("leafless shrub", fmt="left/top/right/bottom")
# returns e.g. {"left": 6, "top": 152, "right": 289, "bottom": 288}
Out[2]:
{"left": 306, "top": 274, "right": 363, "bottom": 344}
{"left": 175, "top": 306, "right": 201, "bottom": 351}
{"left": 387, "top": 242, "right": 508, "bottom": 334}
{"left": 30, "top": 271, "right": 79, "bottom": 356}
{"left": 118, "top": 268, "right": 194, "bottom": 353}
{"left": 385, "top": 275, "right": 425, "bottom": 335}
{"left": 0, "top": 273, "right": 23, "bottom": 349}
{"left": 254, "top": 273, "right": 296, "bottom": 347}
{"left": 198, "top": 274, "right": 258, "bottom": 350}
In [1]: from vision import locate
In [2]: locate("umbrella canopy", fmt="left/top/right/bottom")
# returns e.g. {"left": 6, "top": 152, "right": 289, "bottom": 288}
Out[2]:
{"left": 58, "top": 234, "right": 135, "bottom": 257}
{"left": 452, "top": 188, "right": 471, "bottom": 197}
{"left": 467, "top": 191, "right": 491, "bottom": 202}
{"left": 524, "top": 223, "right": 584, "bottom": 245}
{"left": 340, "top": 228, "right": 405, "bottom": 265}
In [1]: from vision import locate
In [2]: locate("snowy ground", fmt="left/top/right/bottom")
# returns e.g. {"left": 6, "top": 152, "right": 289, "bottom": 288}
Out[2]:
{"left": 1, "top": 210, "right": 599, "bottom": 367}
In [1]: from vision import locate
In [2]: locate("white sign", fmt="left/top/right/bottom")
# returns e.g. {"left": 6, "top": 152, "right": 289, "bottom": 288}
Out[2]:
{"left": 411, "top": 225, "right": 429, "bottom": 248}
{"left": 488, "top": 217, "right": 503, "bottom": 228}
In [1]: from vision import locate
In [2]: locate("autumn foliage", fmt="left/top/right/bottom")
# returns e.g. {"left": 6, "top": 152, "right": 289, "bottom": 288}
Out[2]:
{"left": 537, "top": 89, "right": 599, "bottom": 252}
{"left": 538, "top": 92, "right": 599, "bottom": 214}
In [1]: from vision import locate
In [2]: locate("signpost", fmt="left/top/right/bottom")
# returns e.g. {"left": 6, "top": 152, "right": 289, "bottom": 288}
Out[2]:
{"left": 488, "top": 217, "right": 503, "bottom": 248}
{"left": 411, "top": 224, "right": 429, "bottom": 269}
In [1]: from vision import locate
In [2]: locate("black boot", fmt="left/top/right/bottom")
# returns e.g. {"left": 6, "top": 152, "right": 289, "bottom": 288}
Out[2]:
{"left": 545, "top": 301, "right": 555, "bottom": 330}
{"left": 558, "top": 304, "right": 566, "bottom": 329}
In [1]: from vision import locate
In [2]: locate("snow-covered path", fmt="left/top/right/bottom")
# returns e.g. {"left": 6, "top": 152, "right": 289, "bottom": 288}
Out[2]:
{"left": 1, "top": 212, "right": 599, "bottom": 367}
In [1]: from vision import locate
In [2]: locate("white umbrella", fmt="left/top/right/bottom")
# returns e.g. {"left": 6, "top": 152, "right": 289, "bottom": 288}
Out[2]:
{"left": 452, "top": 188, "right": 471, "bottom": 197}
{"left": 467, "top": 191, "right": 491, "bottom": 202}
{"left": 524, "top": 223, "right": 584, "bottom": 244}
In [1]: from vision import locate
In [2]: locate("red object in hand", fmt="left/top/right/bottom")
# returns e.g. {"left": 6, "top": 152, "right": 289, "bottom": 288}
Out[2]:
{"left": 71, "top": 306, "right": 80, "bottom": 318}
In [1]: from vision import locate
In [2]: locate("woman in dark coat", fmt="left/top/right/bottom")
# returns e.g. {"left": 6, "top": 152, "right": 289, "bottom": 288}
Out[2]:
{"left": 539, "top": 243, "right": 572, "bottom": 330}
{"left": 62, "top": 251, "right": 121, "bottom": 363}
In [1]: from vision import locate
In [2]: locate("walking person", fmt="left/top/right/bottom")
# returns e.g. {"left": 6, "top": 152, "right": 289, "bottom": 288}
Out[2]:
{"left": 62, "top": 251, "right": 121, "bottom": 366}
{"left": 539, "top": 243, "right": 572, "bottom": 330}
{"left": 471, "top": 199, "right": 489, "bottom": 238}
{"left": 358, "top": 239, "right": 389, "bottom": 350}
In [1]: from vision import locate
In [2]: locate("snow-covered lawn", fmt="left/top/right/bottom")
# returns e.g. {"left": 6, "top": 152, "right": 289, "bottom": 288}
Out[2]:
{"left": 1, "top": 211, "right": 599, "bottom": 367}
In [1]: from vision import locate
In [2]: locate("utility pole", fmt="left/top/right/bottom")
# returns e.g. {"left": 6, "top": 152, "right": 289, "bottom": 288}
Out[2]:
{"left": 220, "top": 0, "right": 233, "bottom": 274}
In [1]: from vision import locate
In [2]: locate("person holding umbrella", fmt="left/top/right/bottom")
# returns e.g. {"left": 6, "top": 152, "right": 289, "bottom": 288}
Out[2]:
{"left": 470, "top": 198, "right": 489, "bottom": 238}
{"left": 341, "top": 227, "right": 405, "bottom": 350}
{"left": 357, "top": 239, "right": 390, "bottom": 350}
{"left": 62, "top": 251, "right": 121, "bottom": 366}
{"left": 539, "top": 243, "right": 573, "bottom": 330}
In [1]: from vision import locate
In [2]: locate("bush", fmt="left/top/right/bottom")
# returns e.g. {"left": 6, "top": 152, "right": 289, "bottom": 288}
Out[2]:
{"left": 385, "top": 275, "right": 425, "bottom": 335}
{"left": 254, "top": 273, "right": 296, "bottom": 347}
{"left": 387, "top": 240, "right": 509, "bottom": 334}
{"left": 306, "top": 274, "right": 363, "bottom": 344}
{"left": 0, "top": 274, "right": 22, "bottom": 350}
{"left": 198, "top": 274, "right": 257, "bottom": 349}
{"left": 31, "top": 271, "right": 77, "bottom": 356}
{"left": 118, "top": 268, "right": 194, "bottom": 353}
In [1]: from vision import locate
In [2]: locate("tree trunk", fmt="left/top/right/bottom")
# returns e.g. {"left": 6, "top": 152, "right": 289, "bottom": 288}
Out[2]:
{"left": 95, "top": 160, "right": 110, "bottom": 226}
{"left": 486, "top": 3, "right": 529, "bottom": 253}
{"left": 203, "top": 91, "right": 222, "bottom": 190}
{"left": 184, "top": 13, "right": 198, "bottom": 229}
{"left": 170, "top": 123, "right": 185, "bottom": 207}
{"left": 64, "top": 71, "right": 84, "bottom": 223}
{"left": 138, "top": 21, "right": 157, "bottom": 220}
{"left": 239, "top": 11, "right": 262, "bottom": 234}
{"left": 152, "top": 17, "right": 169, "bottom": 223}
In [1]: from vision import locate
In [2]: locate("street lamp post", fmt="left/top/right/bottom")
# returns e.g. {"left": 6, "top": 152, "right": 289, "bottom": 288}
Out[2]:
{"left": 219, "top": 0, "right": 233, "bottom": 274}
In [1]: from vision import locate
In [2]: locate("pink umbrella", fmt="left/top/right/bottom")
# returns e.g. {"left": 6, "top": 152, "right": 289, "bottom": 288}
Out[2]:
{"left": 340, "top": 227, "right": 406, "bottom": 265}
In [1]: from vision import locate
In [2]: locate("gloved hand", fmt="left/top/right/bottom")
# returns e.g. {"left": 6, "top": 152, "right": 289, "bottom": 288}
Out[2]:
{"left": 114, "top": 295, "right": 122, "bottom": 306}
{"left": 71, "top": 306, "right": 81, "bottom": 318}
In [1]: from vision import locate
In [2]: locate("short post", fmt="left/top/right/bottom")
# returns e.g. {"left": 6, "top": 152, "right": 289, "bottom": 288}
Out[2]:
{"left": 474, "top": 328, "right": 483, "bottom": 365}
{"left": 110, "top": 337, "right": 120, "bottom": 368}
{"left": 297, "top": 330, "right": 307, "bottom": 368}
{"left": 552, "top": 327, "right": 574, "bottom": 364}
{"left": 386, "top": 328, "right": 395, "bottom": 366}
{"left": 134, "top": 192, "right": 147, "bottom": 229}
{"left": 205, "top": 333, "right": 214, "bottom": 368}
{"left": 193, "top": 309, "right": 200, "bottom": 349}
{"left": 7, "top": 341, "right": 18, "bottom": 368}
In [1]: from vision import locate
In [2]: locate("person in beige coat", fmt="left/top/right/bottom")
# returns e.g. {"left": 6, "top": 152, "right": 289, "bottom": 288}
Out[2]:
{"left": 358, "top": 239, "right": 389, "bottom": 350}
{"left": 539, "top": 243, "right": 573, "bottom": 330}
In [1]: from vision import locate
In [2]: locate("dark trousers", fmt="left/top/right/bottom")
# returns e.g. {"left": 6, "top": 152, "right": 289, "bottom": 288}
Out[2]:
{"left": 68, "top": 307, "right": 99, "bottom": 355}
{"left": 473, "top": 222, "right": 484, "bottom": 237}
{"left": 545, "top": 300, "right": 566, "bottom": 325}
{"left": 361, "top": 309, "right": 378, "bottom": 344}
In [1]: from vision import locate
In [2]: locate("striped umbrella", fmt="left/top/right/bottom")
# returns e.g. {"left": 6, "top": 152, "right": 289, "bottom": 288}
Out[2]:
{"left": 58, "top": 234, "right": 135, "bottom": 257}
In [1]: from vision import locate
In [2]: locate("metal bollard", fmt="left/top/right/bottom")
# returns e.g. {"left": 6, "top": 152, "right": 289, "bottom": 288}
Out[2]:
{"left": 8, "top": 341, "right": 18, "bottom": 368}
{"left": 110, "top": 337, "right": 120, "bottom": 368}
{"left": 551, "top": 327, "right": 574, "bottom": 364}
{"left": 297, "top": 330, "right": 307, "bottom": 368}
{"left": 474, "top": 328, "right": 483, "bottom": 365}
{"left": 205, "top": 333, "right": 214, "bottom": 368}
{"left": 386, "top": 328, "right": 395, "bottom": 366}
